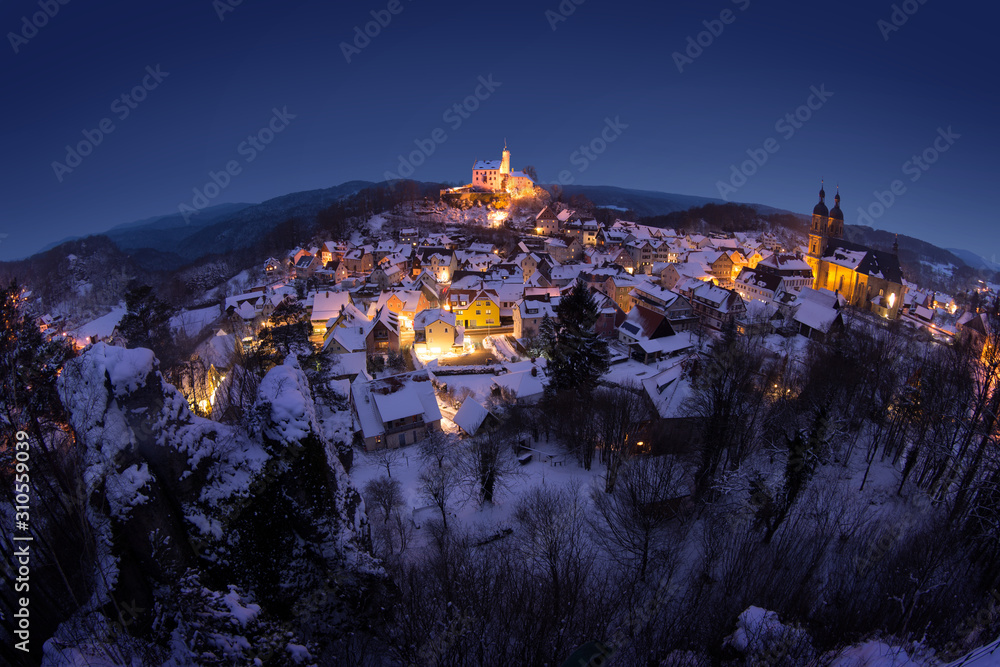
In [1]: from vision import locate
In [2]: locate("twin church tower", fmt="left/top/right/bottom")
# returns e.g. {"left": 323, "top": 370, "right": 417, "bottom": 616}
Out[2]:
{"left": 803, "top": 182, "right": 907, "bottom": 319}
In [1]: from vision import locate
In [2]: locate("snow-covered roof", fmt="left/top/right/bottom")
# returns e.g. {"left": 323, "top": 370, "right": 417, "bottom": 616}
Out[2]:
{"left": 474, "top": 160, "right": 502, "bottom": 170}
{"left": 640, "top": 363, "right": 691, "bottom": 419}
{"left": 73, "top": 307, "right": 126, "bottom": 344}
{"left": 310, "top": 291, "right": 351, "bottom": 323}
{"left": 637, "top": 332, "right": 696, "bottom": 356}
{"left": 794, "top": 300, "right": 840, "bottom": 333}
{"left": 352, "top": 371, "right": 442, "bottom": 439}
{"left": 452, "top": 397, "right": 491, "bottom": 436}
{"left": 413, "top": 308, "right": 456, "bottom": 330}
{"left": 492, "top": 370, "right": 544, "bottom": 399}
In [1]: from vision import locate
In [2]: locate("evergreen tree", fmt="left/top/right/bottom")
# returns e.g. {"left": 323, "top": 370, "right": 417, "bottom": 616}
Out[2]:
{"left": 117, "top": 283, "right": 175, "bottom": 364}
{"left": 542, "top": 279, "right": 609, "bottom": 397}
{"left": 260, "top": 299, "right": 311, "bottom": 364}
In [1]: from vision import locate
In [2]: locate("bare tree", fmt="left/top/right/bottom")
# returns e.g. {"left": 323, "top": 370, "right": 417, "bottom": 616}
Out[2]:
{"left": 464, "top": 425, "right": 520, "bottom": 505}
{"left": 419, "top": 429, "right": 459, "bottom": 469}
{"left": 373, "top": 446, "right": 402, "bottom": 478}
{"left": 419, "top": 462, "right": 460, "bottom": 530}
{"left": 593, "top": 382, "right": 652, "bottom": 493}
{"left": 512, "top": 483, "right": 594, "bottom": 662}
{"left": 363, "top": 475, "right": 404, "bottom": 524}
{"left": 589, "top": 455, "right": 689, "bottom": 580}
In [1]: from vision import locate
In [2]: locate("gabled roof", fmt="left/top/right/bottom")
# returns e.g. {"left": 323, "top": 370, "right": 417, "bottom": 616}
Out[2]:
{"left": 413, "top": 308, "right": 457, "bottom": 330}
{"left": 452, "top": 397, "right": 492, "bottom": 436}
{"left": 492, "top": 370, "right": 544, "bottom": 399}
{"left": 794, "top": 300, "right": 841, "bottom": 333}
{"left": 620, "top": 305, "right": 676, "bottom": 341}
{"left": 352, "top": 371, "right": 442, "bottom": 439}
{"left": 735, "top": 269, "right": 784, "bottom": 294}
{"left": 310, "top": 291, "right": 351, "bottom": 322}
{"left": 536, "top": 206, "right": 559, "bottom": 221}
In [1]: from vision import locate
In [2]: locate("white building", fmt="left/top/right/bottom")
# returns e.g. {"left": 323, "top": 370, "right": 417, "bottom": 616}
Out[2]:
{"left": 472, "top": 143, "right": 535, "bottom": 193}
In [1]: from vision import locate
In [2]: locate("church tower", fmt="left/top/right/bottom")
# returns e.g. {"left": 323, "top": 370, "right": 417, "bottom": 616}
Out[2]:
{"left": 828, "top": 187, "right": 844, "bottom": 239}
{"left": 806, "top": 182, "right": 829, "bottom": 288}
{"left": 808, "top": 182, "right": 829, "bottom": 258}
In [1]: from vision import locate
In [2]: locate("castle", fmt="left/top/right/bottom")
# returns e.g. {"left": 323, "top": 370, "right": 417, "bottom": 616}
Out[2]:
{"left": 805, "top": 183, "right": 907, "bottom": 319}
{"left": 471, "top": 143, "right": 535, "bottom": 193}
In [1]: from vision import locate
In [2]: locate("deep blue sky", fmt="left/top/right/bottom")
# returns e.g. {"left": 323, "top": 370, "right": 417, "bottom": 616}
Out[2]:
{"left": 1, "top": 0, "right": 997, "bottom": 263}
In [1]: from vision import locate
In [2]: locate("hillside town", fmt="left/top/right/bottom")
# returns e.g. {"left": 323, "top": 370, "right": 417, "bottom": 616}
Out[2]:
{"left": 41, "top": 149, "right": 998, "bottom": 454}
{"left": 10, "top": 149, "right": 1000, "bottom": 667}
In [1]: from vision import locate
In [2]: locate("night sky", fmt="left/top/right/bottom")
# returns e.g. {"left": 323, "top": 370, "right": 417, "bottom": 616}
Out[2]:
{"left": 1, "top": 0, "right": 997, "bottom": 263}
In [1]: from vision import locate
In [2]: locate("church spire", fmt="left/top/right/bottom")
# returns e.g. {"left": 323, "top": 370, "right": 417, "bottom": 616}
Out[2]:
{"left": 813, "top": 179, "right": 829, "bottom": 219}
{"left": 893, "top": 234, "right": 899, "bottom": 254}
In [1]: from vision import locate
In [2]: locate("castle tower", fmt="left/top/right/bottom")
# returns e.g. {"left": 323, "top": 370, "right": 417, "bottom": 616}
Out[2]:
{"left": 500, "top": 140, "right": 511, "bottom": 175}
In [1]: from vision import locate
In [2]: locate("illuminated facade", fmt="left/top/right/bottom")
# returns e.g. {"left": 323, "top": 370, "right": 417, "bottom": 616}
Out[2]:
{"left": 806, "top": 184, "right": 907, "bottom": 319}
{"left": 472, "top": 143, "right": 535, "bottom": 193}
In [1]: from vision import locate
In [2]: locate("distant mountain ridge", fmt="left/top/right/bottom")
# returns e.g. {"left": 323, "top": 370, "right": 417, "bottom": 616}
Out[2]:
{"left": 947, "top": 247, "right": 999, "bottom": 273}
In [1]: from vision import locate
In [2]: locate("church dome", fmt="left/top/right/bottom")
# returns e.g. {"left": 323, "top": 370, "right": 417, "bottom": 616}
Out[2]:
{"left": 829, "top": 190, "right": 843, "bottom": 220}
{"left": 813, "top": 183, "right": 828, "bottom": 217}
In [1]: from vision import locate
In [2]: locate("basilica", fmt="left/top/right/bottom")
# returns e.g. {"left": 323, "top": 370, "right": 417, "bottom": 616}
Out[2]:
{"left": 805, "top": 184, "right": 908, "bottom": 319}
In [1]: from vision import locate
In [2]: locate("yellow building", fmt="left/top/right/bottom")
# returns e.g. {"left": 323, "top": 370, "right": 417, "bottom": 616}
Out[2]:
{"left": 806, "top": 184, "right": 907, "bottom": 319}
{"left": 447, "top": 288, "right": 500, "bottom": 329}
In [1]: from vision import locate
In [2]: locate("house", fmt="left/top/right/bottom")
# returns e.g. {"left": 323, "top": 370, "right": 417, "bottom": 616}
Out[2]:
{"left": 380, "top": 289, "right": 430, "bottom": 324}
{"left": 629, "top": 283, "right": 698, "bottom": 331}
{"left": 618, "top": 304, "right": 682, "bottom": 363}
{"left": 322, "top": 304, "right": 374, "bottom": 354}
{"left": 308, "top": 290, "right": 352, "bottom": 337}
{"left": 452, "top": 397, "right": 499, "bottom": 436}
{"left": 399, "top": 228, "right": 420, "bottom": 246}
{"left": 544, "top": 237, "right": 583, "bottom": 264}
{"left": 491, "top": 368, "right": 545, "bottom": 403}
{"left": 562, "top": 219, "right": 600, "bottom": 246}
{"left": 792, "top": 288, "right": 844, "bottom": 342}
{"left": 415, "top": 247, "right": 457, "bottom": 283}
{"left": 321, "top": 304, "right": 400, "bottom": 354}
{"left": 734, "top": 268, "right": 787, "bottom": 305}
{"left": 350, "top": 371, "right": 442, "bottom": 451}
{"left": 293, "top": 253, "right": 323, "bottom": 279}
{"left": 343, "top": 245, "right": 375, "bottom": 275}
{"left": 366, "top": 306, "right": 401, "bottom": 353}
{"left": 514, "top": 294, "right": 559, "bottom": 339}
{"left": 264, "top": 257, "right": 281, "bottom": 274}
{"left": 368, "top": 265, "right": 405, "bottom": 290}
{"left": 413, "top": 308, "right": 465, "bottom": 353}
{"left": 690, "top": 283, "right": 747, "bottom": 330}
{"left": 755, "top": 253, "right": 814, "bottom": 293}
{"left": 71, "top": 307, "right": 127, "bottom": 349}
{"left": 660, "top": 262, "right": 713, "bottom": 291}
{"left": 535, "top": 206, "right": 560, "bottom": 235}
{"left": 603, "top": 273, "right": 639, "bottom": 313}
{"left": 447, "top": 288, "right": 500, "bottom": 330}
{"left": 592, "top": 291, "right": 626, "bottom": 338}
